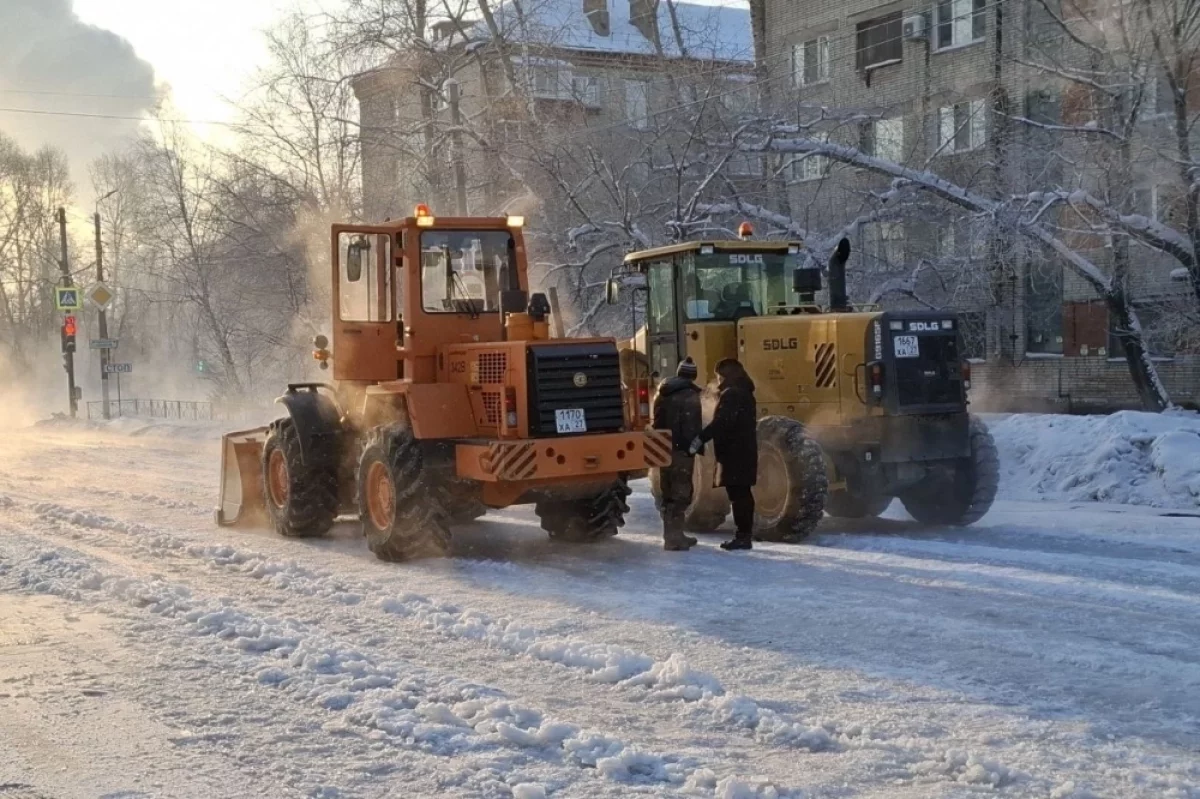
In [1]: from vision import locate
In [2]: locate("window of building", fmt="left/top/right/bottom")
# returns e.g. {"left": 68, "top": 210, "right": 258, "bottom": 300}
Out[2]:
{"left": 1108, "top": 301, "right": 1177, "bottom": 358}
{"left": 856, "top": 13, "right": 902, "bottom": 70}
{"left": 531, "top": 64, "right": 572, "bottom": 98}
{"left": 791, "top": 153, "right": 829, "bottom": 182}
{"left": 625, "top": 79, "right": 650, "bottom": 129}
{"left": 572, "top": 75, "right": 601, "bottom": 107}
{"left": 958, "top": 310, "right": 987, "bottom": 360}
{"left": 1130, "top": 186, "right": 1160, "bottom": 221}
{"left": 871, "top": 222, "right": 906, "bottom": 265}
{"left": 1063, "top": 299, "right": 1108, "bottom": 356}
{"left": 938, "top": 99, "right": 987, "bottom": 153}
{"left": 1024, "top": 262, "right": 1063, "bottom": 354}
{"left": 1141, "top": 70, "right": 1174, "bottom": 119}
{"left": 728, "top": 152, "right": 765, "bottom": 176}
{"left": 792, "top": 36, "right": 830, "bottom": 87}
{"left": 935, "top": 0, "right": 986, "bottom": 50}
{"left": 860, "top": 117, "right": 904, "bottom": 162}
{"left": 722, "top": 83, "right": 757, "bottom": 116}
{"left": 493, "top": 120, "right": 524, "bottom": 148}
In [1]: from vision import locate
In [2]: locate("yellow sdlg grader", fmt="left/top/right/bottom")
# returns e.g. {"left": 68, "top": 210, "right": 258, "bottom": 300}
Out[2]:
{"left": 217, "top": 206, "right": 671, "bottom": 561}
{"left": 609, "top": 233, "right": 998, "bottom": 541}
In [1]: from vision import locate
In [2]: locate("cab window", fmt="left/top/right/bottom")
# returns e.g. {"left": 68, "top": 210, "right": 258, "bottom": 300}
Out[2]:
{"left": 338, "top": 232, "right": 393, "bottom": 322}
{"left": 420, "top": 230, "right": 513, "bottom": 314}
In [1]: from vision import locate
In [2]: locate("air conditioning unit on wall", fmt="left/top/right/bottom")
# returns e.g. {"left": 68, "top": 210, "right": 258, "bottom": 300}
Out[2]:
{"left": 903, "top": 13, "right": 929, "bottom": 41}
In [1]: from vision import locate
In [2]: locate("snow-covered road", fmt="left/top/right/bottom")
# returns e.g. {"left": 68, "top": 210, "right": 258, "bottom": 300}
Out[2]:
{"left": 1, "top": 421, "right": 1198, "bottom": 798}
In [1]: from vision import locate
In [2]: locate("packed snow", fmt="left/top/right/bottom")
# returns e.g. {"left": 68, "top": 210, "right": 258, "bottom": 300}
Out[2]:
{"left": 1, "top": 412, "right": 1199, "bottom": 798}
{"left": 990, "top": 410, "right": 1200, "bottom": 509}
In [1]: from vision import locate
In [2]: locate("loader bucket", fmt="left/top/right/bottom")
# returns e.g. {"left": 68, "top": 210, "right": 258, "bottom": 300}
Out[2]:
{"left": 215, "top": 426, "right": 269, "bottom": 527}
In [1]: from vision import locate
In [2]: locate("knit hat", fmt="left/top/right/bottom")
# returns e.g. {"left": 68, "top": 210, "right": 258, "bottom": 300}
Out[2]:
{"left": 676, "top": 357, "right": 698, "bottom": 379}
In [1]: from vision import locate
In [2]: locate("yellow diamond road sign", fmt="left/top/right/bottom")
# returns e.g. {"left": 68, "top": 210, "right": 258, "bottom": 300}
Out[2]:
{"left": 87, "top": 282, "right": 115, "bottom": 310}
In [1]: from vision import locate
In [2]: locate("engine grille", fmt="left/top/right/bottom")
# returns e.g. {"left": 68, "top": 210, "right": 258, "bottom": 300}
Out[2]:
{"left": 527, "top": 342, "right": 624, "bottom": 436}
{"left": 476, "top": 351, "right": 507, "bottom": 384}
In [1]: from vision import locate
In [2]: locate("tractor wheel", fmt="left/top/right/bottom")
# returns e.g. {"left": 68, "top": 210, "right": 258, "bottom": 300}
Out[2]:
{"left": 900, "top": 415, "right": 999, "bottom": 526}
{"left": 261, "top": 418, "right": 338, "bottom": 539}
{"left": 825, "top": 490, "right": 893, "bottom": 519}
{"left": 357, "top": 424, "right": 451, "bottom": 562}
{"left": 536, "top": 477, "right": 631, "bottom": 543}
{"left": 648, "top": 454, "right": 730, "bottom": 532}
{"left": 752, "top": 416, "right": 829, "bottom": 543}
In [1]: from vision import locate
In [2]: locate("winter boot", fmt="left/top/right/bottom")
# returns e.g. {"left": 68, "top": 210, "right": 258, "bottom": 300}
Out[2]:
{"left": 664, "top": 534, "right": 698, "bottom": 551}
{"left": 663, "top": 519, "right": 697, "bottom": 551}
{"left": 720, "top": 532, "right": 753, "bottom": 551}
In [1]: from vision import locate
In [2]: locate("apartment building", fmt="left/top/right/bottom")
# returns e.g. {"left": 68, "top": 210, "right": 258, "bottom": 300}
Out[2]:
{"left": 353, "top": 0, "right": 754, "bottom": 224}
{"left": 756, "top": 0, "right": 1199, "bottom": 409}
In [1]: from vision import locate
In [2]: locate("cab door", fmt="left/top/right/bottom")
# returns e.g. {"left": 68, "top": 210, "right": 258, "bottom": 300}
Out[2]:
{"left": 331, "top": 225, "right": 400, "bottom": 382}
{"left": 645, "top": 257, "right": 684, "bottom": 378}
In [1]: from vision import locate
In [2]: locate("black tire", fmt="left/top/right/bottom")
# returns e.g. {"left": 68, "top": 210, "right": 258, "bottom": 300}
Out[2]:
{"left": 900, "top": 415, "right": 999, "bottom": 526}
{"left": 261, "top": 418, "right": 338, "bottom": 539}
{"left": 357, "top": 424, "right": 451, "bottom": 562}
{"left": 536, "top": 477, "right": 631, "bottom": 542}
{"left": 825, "top": 490, "right": 893, "bottom": 519}
{"left": 649, "top": 454, "right": 730, "bottom": 532}
{"left": 752, "top": 416, "right": 829, "bottom": 543}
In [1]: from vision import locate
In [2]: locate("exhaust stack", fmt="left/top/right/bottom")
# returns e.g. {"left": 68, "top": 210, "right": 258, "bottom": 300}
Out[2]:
{"left": 828, "top": 237, "right": 851, "bottom": 312}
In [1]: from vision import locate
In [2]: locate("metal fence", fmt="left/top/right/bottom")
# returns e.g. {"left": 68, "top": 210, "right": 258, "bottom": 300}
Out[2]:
{"left": 85, "top": 399, "right": 257, "bottom": 421}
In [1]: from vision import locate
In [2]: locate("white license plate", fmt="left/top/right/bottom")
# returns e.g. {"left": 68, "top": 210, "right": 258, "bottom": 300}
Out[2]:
{"left": 893, "top": 335, "right": 920, "bottom": 359}
{"left": 555, "top": 408, "right": 587, "bottom": 434}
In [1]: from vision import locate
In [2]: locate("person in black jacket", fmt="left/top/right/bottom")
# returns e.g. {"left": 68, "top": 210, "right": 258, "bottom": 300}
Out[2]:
{"left": 651, "top": 358, "right": 703, "bottom": 551}
{"left": 689, "top": 358, "right": 758, "bottom": 551}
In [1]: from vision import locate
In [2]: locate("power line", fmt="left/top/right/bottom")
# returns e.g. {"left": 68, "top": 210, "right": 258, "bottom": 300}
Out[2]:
{"left": 0, "top": 105, "right": 255, "bottom": 129}
{"left": 0, "top": 87, "right": 162, "bottom": 102}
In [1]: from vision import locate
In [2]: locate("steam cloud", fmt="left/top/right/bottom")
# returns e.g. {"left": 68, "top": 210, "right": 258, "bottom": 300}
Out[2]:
{"left": 0, "top": 0, "right": 160, "bottom": 191}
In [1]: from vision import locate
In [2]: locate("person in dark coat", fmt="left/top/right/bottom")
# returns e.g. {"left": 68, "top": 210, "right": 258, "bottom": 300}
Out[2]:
{"left": 651, "top": 358, "right": 703, "bottom": 551}
{"left": 689, "top": 358, "right": 758, "bottom": 550}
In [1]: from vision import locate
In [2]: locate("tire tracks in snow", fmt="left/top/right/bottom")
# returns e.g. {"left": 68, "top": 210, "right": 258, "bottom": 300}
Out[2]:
{"left": 3, "top": 496, "right": 1035, "bottom": 796}
{"left": 0, "top": 530, "right": 790, "bottom": 799}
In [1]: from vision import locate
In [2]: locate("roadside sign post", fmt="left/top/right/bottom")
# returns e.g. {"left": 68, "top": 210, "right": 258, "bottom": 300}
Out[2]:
{"left": 103, "top": 362, "right": 132, "bottom": 418}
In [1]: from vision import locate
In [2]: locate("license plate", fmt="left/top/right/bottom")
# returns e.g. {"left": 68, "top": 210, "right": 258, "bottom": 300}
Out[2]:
{"left": 555, "top": 408, "right": 587, "bottom": 434}
{"left": 893, "top": 335, "right": 920, "bottom": 359}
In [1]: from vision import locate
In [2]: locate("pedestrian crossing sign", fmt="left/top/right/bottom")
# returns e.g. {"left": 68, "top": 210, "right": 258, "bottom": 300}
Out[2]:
{"left": 55, "top": 287, "right": 81, "bottom": 311}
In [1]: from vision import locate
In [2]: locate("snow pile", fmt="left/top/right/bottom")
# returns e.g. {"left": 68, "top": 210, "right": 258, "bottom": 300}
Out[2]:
{"left": 990, "top": 410, "right": 1200, "bottom": 509}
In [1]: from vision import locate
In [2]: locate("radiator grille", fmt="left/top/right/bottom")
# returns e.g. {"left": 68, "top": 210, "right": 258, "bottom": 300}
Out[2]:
{"left": 527, "top": 342, "right": 624, "bottom": 436}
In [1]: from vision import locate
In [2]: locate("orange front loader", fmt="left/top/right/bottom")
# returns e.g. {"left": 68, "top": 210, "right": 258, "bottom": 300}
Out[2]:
{"left": 216, "top": 207, "right": 670, "bottom": 561}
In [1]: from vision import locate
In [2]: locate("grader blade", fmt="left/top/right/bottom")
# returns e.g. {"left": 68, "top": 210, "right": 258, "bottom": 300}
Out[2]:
{"left": 215, "top": 427, "right": 269, "bottom": 527}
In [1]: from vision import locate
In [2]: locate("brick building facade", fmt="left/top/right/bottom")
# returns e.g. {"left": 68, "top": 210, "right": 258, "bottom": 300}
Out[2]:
{"left": 755, "top": 0, "right": 1200, "bottom": 409}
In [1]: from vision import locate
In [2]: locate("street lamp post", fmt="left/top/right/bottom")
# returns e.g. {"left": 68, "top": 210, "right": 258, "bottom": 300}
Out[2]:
{"left": 95, "top": 189, "right": 117, "bottom": 419}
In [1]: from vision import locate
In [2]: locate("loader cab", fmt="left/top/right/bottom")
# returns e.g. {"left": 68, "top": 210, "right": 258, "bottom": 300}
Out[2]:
{"left": 612, "top": 241, "right": 806, "bottom": 384}
{"left": 331, "top": 208, "right": 529, "bottom": 383}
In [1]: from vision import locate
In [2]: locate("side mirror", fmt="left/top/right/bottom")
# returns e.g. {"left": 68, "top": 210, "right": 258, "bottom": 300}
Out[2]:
{"left": 793, "top": 267, "right": 822, "bottom": 294}
{"left": 605, "top": 279, "right": 620, "bottom": 305}
{"left": 346, "top": 237, "right": 368, "bottom": 282}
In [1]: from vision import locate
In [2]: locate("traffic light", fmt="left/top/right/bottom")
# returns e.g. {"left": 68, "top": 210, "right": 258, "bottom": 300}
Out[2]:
{"left": 196, "top": 359, "right": 208, "bottom": 373}
{"left": 61, "top": 315, "right": 77, "bottom": 353}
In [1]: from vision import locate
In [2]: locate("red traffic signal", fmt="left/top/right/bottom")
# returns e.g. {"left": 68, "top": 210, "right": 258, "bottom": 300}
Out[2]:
{"left": 63, "top": 315, "right": 77, "bottom": 336}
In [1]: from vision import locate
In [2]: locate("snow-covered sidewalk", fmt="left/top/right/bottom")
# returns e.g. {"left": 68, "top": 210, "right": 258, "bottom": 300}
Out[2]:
{"left": 1, "top": 414, "right": 1198, "bottom": 798}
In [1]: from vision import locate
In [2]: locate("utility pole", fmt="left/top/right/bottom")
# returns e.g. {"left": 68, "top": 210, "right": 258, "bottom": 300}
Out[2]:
{"left": 446, "top": 79, "right": 469, "bottom": 215}
{"left": 94, "top": 209, "right": 110, "bottom": 419}
{"left": 57, "top": 207, "right": 77, "bottom": 418}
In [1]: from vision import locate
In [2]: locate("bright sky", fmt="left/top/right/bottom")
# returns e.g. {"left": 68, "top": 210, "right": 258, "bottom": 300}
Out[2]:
{"left": 73, "top": 0, "right": 319, "bottom": 127}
